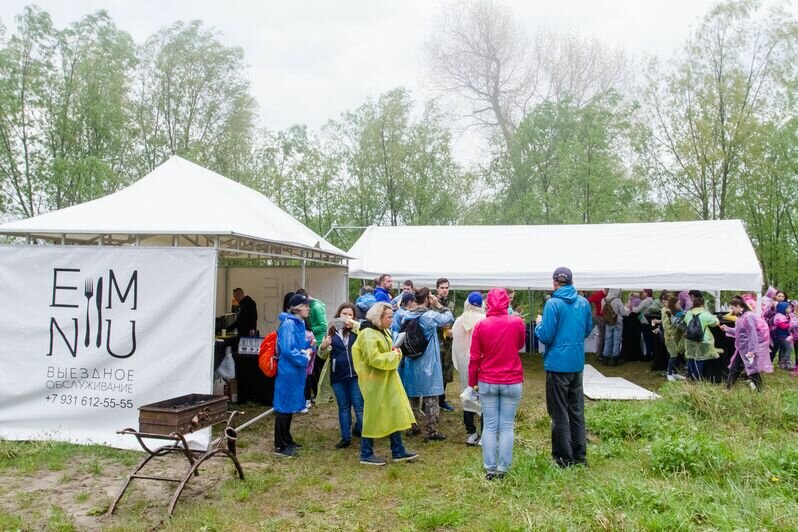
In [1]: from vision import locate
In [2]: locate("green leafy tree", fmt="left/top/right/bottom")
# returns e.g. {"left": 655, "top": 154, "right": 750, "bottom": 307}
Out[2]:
{"left": 131, "top": 20, "right": 256, "bottom": 176}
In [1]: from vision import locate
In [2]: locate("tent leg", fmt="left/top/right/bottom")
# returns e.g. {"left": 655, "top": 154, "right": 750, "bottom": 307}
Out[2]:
{"left": 301, "top": 260, "right": 306, "bottom": 288}
{"left": 756, "top": 293, "right": 762, "bottom": 316}
{"left": 714, "top": 291, "right": 721, "bottom": 313}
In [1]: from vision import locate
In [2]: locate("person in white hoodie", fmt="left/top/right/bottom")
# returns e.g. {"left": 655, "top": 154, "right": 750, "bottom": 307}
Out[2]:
{"left": 452, "top": 292, "right": 486, "bottom": 445}
{"left": 602, "top": 289, "right": 629, "bottom": 365}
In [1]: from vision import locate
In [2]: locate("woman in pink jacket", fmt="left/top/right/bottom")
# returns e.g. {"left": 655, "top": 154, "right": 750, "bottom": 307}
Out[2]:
{"left": 469, "top": 288, "right": 526, "bottom": 480}
{"left": 721, "top": 297, "right": 773, "bottom": 391}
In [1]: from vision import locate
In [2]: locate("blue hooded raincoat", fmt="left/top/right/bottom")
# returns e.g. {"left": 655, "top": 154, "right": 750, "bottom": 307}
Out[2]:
{"left": 399, "top": 308, "right": 455, "bottom": 397}
{"left": 535, "top": 284, "right": 593, "bottom": 373}
{"left": 274, "top": 312, "right": 310, "bottom": 413}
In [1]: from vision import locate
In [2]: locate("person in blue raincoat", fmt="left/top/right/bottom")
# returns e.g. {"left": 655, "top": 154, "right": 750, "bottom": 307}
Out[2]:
{"left": 273, "top": 293, "right": 312, "bottom": 458}
{"left": 400, "top": 287, "right": 454, "bottom": 440}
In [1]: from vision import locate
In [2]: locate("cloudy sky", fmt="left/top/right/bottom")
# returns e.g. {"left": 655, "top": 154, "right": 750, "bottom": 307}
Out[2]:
{"left": 1, "top": 1, "right": 793, "bottom": 138}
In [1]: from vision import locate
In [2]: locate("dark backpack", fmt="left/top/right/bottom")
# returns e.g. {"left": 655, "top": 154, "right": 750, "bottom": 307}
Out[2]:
{"left": 399, "top": 316, "right": 430, "bottom": 359}
{"left": 602, "top": 300, "right": 618, "bottom": 323}
{"left": 685, "top": 312, "right": 704, "bottom": 342}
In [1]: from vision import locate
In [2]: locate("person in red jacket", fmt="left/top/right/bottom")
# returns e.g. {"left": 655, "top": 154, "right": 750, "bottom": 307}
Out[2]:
{"left": 587, "top": 290, "right": 607, "bottom": 356}
{"left": 469, "top": 288, "right": 526, "bottom": 480}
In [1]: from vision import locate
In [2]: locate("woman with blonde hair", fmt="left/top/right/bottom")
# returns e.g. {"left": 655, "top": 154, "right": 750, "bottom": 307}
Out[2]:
{"left": 352, "top": 302, "right": 418, "bottom": 466}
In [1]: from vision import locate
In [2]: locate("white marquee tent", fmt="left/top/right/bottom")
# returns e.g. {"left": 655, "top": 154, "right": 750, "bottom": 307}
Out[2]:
{"left": 347, "top": 221, "right": 763, "bottom": 292}
{"left": 0, "top": 155, "right": 347, "bottom": 264}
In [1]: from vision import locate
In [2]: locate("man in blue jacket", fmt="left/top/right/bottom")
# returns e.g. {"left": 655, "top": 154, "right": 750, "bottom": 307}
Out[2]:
{"left": 535, "top": 267, "right": 593, "bottom": 468}
{"left": 374, "top": 274, "right": 393, "bottom": 304}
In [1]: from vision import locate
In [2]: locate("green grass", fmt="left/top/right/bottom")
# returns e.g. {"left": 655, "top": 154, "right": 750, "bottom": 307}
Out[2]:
{"left": 1, "top": 354, "right": 798, "bottom": 530}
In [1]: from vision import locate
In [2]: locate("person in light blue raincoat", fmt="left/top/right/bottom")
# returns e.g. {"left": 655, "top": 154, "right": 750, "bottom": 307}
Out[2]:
{"left": 273, "top": 294, "right": 312, "bottom": 457}
{"left": 391, "top": 291, "right": 417, "bottom": 339}
{"left": 400, "top": 287, "right": 454, "bottom": 440}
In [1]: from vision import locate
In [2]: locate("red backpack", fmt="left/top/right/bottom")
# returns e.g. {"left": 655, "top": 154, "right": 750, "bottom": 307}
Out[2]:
{"left": 258, "top": 332, "right": 278, "bottom": 378}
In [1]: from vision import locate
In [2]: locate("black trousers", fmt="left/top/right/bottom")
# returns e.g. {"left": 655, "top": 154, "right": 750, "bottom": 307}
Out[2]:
{"left": 274, "top": 412, "right": 294, "bottom": 450}
{"left": 545, "top": 371, "right": 586, "bottom": 467}
{"left": 463, "top": 411, "right": 484, "bottom": 434}
{"left": 726, "top": 355, "right": 763, "bottom": 391}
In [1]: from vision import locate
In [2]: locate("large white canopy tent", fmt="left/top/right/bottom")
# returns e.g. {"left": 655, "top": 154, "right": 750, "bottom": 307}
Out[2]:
{"left": 347, "top": 221, "right": 763, "bottom": 293}
{"left": 0, "top": 155, "right": 350, "bottom": 325}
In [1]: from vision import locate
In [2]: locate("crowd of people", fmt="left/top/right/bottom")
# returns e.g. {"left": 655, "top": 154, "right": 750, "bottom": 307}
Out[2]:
{"left": 251, "top": 272, "right": 794, "bottom": 478}
{"left": 264, "top": 269, "right": 592, "bottom": 478}
{"left": 585, "top": 286, "right": 798, "bottom": 388}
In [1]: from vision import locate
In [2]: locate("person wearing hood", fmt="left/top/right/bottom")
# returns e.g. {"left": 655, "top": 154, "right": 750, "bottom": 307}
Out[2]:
{"left": 452, "top": 291, "right": 486, "bottom": 446}
{"left": 391, "top": 291, "right": 417, "bottom": 338}
{"left": 351, "top": 302, "right": 418, "bottom": 466}
{"left": 535, "top": 267, "right": 593, "bottom": 468}
{"left": 399, "top": 287, "right": 455, "bottom": 441}
{"left": 602, "top": 289, "right": 629, "bottom": 365}
{"left": 273, "top": 293, "right": 313, "bottom": 458}
{"left": 721, "top": 297, "right": 773, "bottom": 391}
{"left": 771, "top": 301, "right": 794, "bottom": 370}
{"left": 683, "top": 292, "right": 720, "bottom": 381}
{"left": 355, "top": 286, "right": 376, "bottom": 320}
{"left": 469, "top": 288, "right": 525, "bottom": 480}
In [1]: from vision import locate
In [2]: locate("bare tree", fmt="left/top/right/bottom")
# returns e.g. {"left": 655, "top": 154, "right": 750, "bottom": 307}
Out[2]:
{"left": 426, "top": 0, "right": 536, "bottom": 152}
{"left": 426, "top": 0, "right": 631, "bottom": 154}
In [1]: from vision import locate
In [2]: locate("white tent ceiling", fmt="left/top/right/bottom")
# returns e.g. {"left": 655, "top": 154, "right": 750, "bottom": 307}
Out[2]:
{"left": 348, "top": 221, "right": 763, "bottom": 291}
{"left": 0, "top": 156, "right": 346, "bottom": 263}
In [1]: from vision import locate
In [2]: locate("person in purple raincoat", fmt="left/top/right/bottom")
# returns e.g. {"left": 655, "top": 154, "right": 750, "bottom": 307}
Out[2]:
{"left": 721, "top": 297, "right": 773, "bottom": 391}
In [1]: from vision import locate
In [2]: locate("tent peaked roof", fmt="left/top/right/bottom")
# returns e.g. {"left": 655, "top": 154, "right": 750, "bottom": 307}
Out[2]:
{"left": 0, "top": 156, "right": 346, "bottom": 258}
{"left": 348, "top": 221, "right": 762, "bottom": 291}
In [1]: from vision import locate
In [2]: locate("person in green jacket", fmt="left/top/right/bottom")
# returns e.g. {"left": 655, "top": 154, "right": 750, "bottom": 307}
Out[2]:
{"left": 352, "top": 302, "right": 418, "bottom": 466}
{"left": 684, "top": 291, "right": 720, "bottom": 381}
{"left": 296, "top": 288, "right": 328, "bottom": 407}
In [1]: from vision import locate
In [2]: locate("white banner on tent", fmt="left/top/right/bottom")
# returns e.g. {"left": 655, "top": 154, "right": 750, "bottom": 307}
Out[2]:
{"left": 0, "top": 246, "right": 216, "bottom": 450}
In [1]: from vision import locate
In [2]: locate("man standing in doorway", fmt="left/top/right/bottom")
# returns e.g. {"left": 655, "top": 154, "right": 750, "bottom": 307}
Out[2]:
{"left": 374, "top": 274, "right": 393, "bottom": 304}
{"left": 436, "top": 278, "right": 456, "bottom": 412}
{"left": 535, "top": 267, "right": 593, "bottom": 468}
{"left": 231, "top": 287, "right": 258, "bottom": 337}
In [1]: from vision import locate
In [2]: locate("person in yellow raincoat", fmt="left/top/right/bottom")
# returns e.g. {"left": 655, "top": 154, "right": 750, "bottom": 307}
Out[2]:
{"left": 352, "top": 302, "right": 418, "bottom": 466}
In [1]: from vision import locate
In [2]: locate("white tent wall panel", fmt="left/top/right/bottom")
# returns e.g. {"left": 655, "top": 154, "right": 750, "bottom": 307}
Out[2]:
{"left": 215, "top": 267, "right": 347, "bottom": 335}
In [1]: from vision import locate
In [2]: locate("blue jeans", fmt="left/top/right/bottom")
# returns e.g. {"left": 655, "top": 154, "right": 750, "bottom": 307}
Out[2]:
{"left": 773, "top": 337, "right": 793, "bottom": 367}
{"left": 360, "top": 431, "right": 406, "bottom": 459}
{"left": 686, "top": 359, "right": 705, "bottom": 381}
{"left": 331, "top": 378, "right": 364, "bottom": 440}
{"left": 603, "top": 323, "right": 622, "bottom": 358}
{"left": 479, "top": 381, "right": 522, "bottom": 473}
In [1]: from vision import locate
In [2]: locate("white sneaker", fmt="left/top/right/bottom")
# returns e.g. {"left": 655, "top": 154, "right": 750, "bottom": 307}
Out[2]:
{"left": 749, "top": 381, "right": 758, "bottom": 391}
{"left": 478, "top": 437, "right": 482, "bottom": 447}
{"left": 299, "top": 407, "right": 309, "bottom": 414}
{"left": 466, "top": 433, "right": 480, "bottom": 446}
{"left": 305, "top": 400, "right": 312, "bottom": 409}
{"left": 666, "top": 374, "right": 676, "bottom": 382}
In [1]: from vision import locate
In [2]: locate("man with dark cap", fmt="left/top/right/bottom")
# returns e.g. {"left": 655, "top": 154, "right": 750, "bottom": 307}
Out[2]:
{"left": 534, "top": 267, "right": 593, "bottom": 468}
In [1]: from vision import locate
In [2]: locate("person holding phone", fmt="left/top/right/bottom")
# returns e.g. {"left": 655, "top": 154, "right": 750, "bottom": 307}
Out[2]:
{"left": 400, "top": 288, "right": 455, "bottom": 441}
{"left": 318, "top": 303, "right": 364, "bottom": 449}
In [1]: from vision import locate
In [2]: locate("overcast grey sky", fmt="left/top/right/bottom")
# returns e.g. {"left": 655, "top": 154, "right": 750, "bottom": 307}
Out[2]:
{"left": 1, "top": 1, "right": 794, "bottom": 136}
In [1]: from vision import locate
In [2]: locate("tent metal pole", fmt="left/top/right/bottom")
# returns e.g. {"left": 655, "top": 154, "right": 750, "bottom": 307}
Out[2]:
{"left": 714, "top": 290, "right": 721, "bottom": 313}
{"left": 756, "top": 293, "right": 762, "bottom": 316}
{"left": 301, "top": 260, "right": 306, "bottom": 288}
{"left": 344, "top": 259, "right": 350, "bottom": 301}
